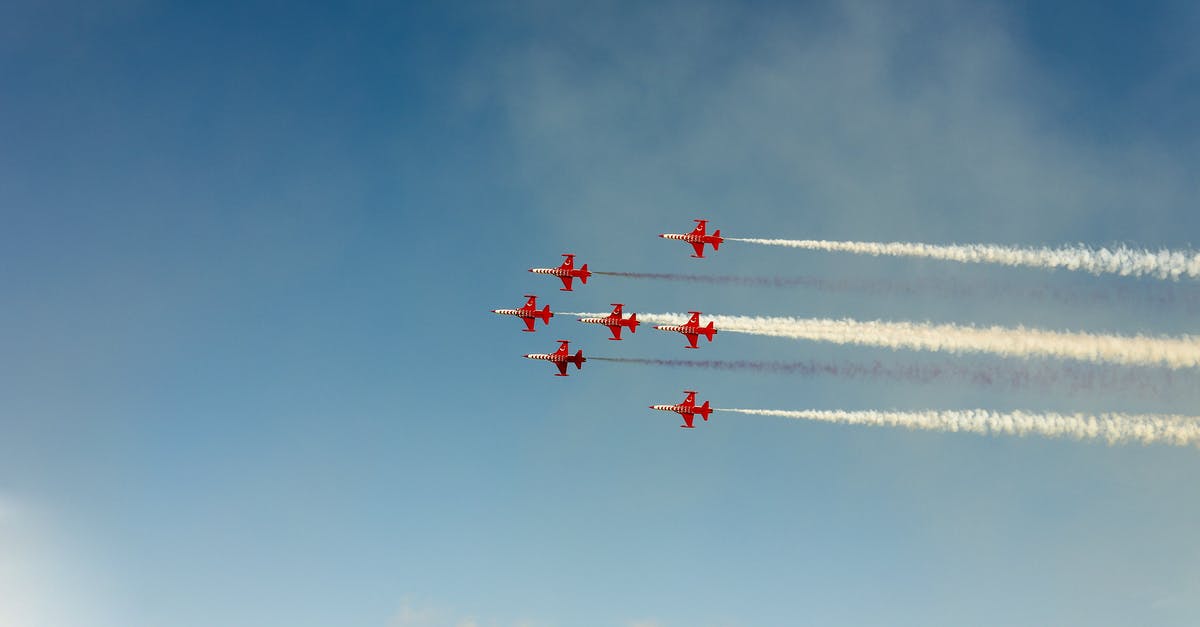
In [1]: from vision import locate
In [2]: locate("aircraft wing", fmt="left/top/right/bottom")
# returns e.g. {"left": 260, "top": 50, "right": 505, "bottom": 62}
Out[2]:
{"left": 559, "top": 276, "right": 573, "bottom": 291}
{"left": 522, "top": 317, "right": 536, "bottom": 332}
{"left": 608, "top": 325, "right": 622, "bottom": 340}
{"left": 685, "top": 333, "right": 699, "bottom": 348}
{"left": 555, "top": 361, "right": 568, "bottom": 376}
{"left": 690, "top": 241, "right": 706, "bottom": 258}
{"left": 681, "top": 413, "right": 695, "bottom": 428}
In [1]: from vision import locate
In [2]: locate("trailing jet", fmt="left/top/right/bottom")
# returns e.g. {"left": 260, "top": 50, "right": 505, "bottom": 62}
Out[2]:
{"left": 578, "top": 303, "right": 639, "bottom": 340}
{"left": 492, "top": 295, "right": 553, "bottom": 332}
{"left": 524, "top": 339, "right": 586, "bottom": 376}
{"left": 653, "top": 311, "right": 717, "bottom": 349}
{"left": 650, "top": 390, "right": 712, "bottom": 429}
{"left": 659, "top": 219, "right": 723, "bottom": 258}
{"left": 529, "top": 254, "right": 592, "bottom": 291}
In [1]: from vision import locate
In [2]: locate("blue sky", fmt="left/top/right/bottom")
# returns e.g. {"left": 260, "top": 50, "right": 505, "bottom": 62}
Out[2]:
{"left": 2, "top": 1, "right": 1200, "bottom": 625}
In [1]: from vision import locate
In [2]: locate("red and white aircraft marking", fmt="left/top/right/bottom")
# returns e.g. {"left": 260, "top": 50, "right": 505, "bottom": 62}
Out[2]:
{"left": 529, "top": 254, "right": 592, "bottom": 291}
{"left": 524, "top": 339, "right": 586, "bottom": 376}
{"left": 659, "top": 219, "right": 724, "bottom": 258}
{"left": 578, "top": 303, "right": 639, "bottom": 340}
{"left": 650, "top": 390, "right": 713, "bottom": 429}
{"left": 492, "top": 295, "right": 554, "bottom": 332}
{"left": 653, "top": 311, "right": 717, "bottom": 349}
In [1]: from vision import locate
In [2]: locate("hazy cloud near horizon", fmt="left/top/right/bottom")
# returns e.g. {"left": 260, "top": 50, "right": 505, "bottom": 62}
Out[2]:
{"left": 0, "top": 497, "right": 114, "bottom": 627}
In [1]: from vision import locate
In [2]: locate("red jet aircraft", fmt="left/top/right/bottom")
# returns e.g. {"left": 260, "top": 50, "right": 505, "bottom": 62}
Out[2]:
{"left": 659, "top": 219, "right": 724, "bottom": 258}
{"left": 529, "top": 254, "right": 592, "bottom": 291}
{"left": 578, "top": 303, "right": 639, "bottom": 340}
{"left": 650, "top": 390, "right": 713, "bottom": 429}
{"left": 524, "top": 339, "right": 586, "bottom": 376}
{"left": 653, "top": 311, "right": 717, "bottom": 349}
{"left": 492, "top": 295, "right": 553, "bottom": 332}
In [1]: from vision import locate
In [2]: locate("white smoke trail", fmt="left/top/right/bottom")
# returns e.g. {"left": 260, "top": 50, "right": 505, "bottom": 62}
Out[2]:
{"left": 562, "top": 312, "right": 1200, "bottom": 369}
{"left": 717, "top": 408, "right": 1200, "bottom": 447}
{"left": 725, "top": 238, "right": 1200, "bottom": 280}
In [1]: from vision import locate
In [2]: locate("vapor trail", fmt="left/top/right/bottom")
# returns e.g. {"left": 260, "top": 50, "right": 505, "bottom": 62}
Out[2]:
{"left": 564, "top": 312, "right": 1200, "bottom": 369}
{"left": 725, "top": 238, "right": 1200, "bottom": 280}
{"left": 716, "top": 408, "right": 1200, "bottom": 447}
{"left": 592, "top": 271, "right": 837, "bottom": 288}
{"left": 589, "top": 356, "right": 1191, "bottom": 396}
{"left": 592, "top": 270, "right": 1200, "bottom": 311}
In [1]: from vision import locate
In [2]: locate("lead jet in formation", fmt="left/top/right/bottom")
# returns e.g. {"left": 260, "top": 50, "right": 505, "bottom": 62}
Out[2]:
{"left": 650, "top": 390, "right": 712, "bottom": 429}
{"left": 492, "top": 295, "right": 554, "bottom": 332}
{"left": 578, "top": 303, "right": 639, "bottom": 340}
{"left": 529, "top": 254, "right": 592, "bottom": 291}
{"left": 524, "top": 339, "right": 587, "bottom": 376}
{"left": 653, "top": 311, "right": 717, "bottom": 349}
{"left": 659, "top": 219, "right": 723, "bottom": 258}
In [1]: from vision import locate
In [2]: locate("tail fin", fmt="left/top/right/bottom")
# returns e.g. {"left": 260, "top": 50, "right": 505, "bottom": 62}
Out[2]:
{"left": 628, "top": 313, "right": 638, "bottom": 332}
{"left": 712, "top": 230, "right": 721, "bottom": 250}
{"left": 699, "top": 401, "right": 711, "bottom": 420}
{"left": 704, "top": 321, "right": 716, "bottom": 341}
{"left": 574, "top": 349, "right": 585, "bottom": 368}
{"left": 580, "top": 264, "right": 589, "bottom": 283}
{"left": 539, "top": 305, "right": 553, "bottom": 324}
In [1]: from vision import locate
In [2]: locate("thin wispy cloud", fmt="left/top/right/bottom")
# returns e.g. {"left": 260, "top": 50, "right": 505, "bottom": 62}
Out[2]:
{"left": 0, "top": 497, "right": 112, "bottom": 627}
